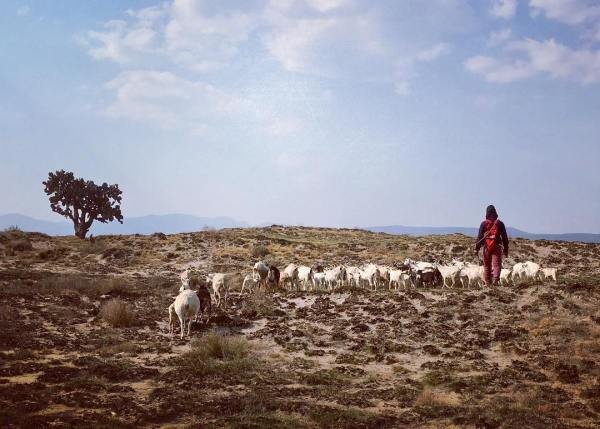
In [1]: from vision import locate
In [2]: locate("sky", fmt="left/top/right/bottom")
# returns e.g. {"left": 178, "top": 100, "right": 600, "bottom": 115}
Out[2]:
{"left": 1, "top": 0, "right": 599, "bottom": 233}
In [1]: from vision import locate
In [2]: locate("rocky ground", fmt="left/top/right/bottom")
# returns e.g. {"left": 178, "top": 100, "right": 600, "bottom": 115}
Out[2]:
{"left": 0, "top": 226, "right": 599, "bottom": 428}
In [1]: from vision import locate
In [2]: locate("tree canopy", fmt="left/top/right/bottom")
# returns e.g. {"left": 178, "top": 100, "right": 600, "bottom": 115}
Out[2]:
{"left": 43, "top": 170, "right": 123, "bottom": 238}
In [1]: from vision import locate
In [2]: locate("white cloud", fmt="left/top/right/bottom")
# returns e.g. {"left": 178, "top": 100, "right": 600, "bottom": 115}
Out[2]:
{"left": 83, "top": 0, "right": 258, "bottom": 72}
{"left": 104, "top": 70, "right": 301, "bottom": 136}
{"left": 263, "top": 4, "right": 387, "bottom": 77}
{"left": 305, "top": 0, "right": 349, "bottom": 13}
{"left": 17, "top": 5, "right": 30, "bottom": 16}
{"left": 164, "top": 0, "right": 258, "bottom": 72}
{"left": 465, "top": 55, "right": 535, "bottom": 83}
{"left": 466, "top": 38, "right": 600, "bottom": 84}
{"left": 530, "top": 0, "right": 600, "bottom": 25}
{"left": 488, "top": 27, "right": 513, "bottom": 46}
{"left": 529, "top": 0, "right": 600, "bottom": 41}
{"left": 394, "top": 43, "right": 450, "bottom": 95}
{"left": 104, "top": 70, "right": 241, "bottom": 126}
{"left": 415, "top": 43, "right": 450, "bottom": 61}
{"left": 264, "top": 17, "right": 338, "bottom": 73}
{"left": 86, "top": 21, "right": 126, "bottom": 63}
{"left": 85, "top": 0, "right": 468, "bottom": 108}
{"left": 491, "top": 0, "right": 518, "bottom": 19}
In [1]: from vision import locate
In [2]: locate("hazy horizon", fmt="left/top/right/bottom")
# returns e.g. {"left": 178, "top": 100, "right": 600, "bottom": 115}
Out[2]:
{"left": 2, "top": 1, "right": 599, "bottom": 234}
{"left": 4, "top": 211, "right": 600, "bottom": 237}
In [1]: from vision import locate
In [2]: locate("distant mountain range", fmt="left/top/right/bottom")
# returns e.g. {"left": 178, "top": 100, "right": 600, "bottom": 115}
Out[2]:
{"left": 2, "top": 213, "right": 599, "bottom": 243}
{"left": 0, "top": 213, "right": 248, "bottom": 236}
{"left": 366, "top": 225, "right": 600, "bottom": 244}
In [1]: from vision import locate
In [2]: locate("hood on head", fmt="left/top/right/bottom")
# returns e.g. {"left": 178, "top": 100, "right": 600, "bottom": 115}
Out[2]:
{"left": 486, "top": 205, "right": 498, "bottom": 220}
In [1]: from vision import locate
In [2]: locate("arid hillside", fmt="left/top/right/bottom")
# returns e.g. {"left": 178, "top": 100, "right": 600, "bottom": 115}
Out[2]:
{"left": 1, "top": 225, "right": 599, "bottom": 279}
{"left": 1, "top": 227, "right": 599, "bottom": 428}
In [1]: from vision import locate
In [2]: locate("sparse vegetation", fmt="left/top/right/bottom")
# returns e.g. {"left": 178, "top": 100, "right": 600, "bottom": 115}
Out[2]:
{"left": 241, "top": 290, "right": 277, "bottom": 317}
{"left": 191, "top": 332, "right": 250, "bottom": 360}
{"left": 415, "top": 386, "right": 461, "bottom": 407}
{"left": 0, "top": 226, "right": 599, "bottom": 427}
{"left": 174, "top": 332, "right": 258, "bottom": 379}
{"left": 0, "top": 304, "right": 15, "bottom": 321}
{"left": 100, "top": 298, "right": 135, "bottom": 327}
{"left": 8, "top": 239, "right": 33, "bottom": 252}
{"left": 251, "top": 244, "right": 270, "bottom": 258}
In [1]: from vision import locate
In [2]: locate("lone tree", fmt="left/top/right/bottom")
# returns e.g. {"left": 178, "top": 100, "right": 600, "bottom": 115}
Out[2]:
{"left": 43, "top": 170, "right": 123, "bottom": 239}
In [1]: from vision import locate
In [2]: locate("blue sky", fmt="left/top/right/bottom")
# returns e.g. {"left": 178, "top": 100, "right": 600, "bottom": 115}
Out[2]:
{"left": 1, "top": 0, "right": 599, "bottom": 233}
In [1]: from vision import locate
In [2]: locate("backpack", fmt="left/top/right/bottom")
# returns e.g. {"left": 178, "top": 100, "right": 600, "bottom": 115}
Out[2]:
{"left": 484, "top": 219, "right": 500, "bottom": 252}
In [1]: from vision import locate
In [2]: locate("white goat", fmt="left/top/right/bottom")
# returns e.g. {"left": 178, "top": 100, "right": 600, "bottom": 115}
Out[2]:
{"left": 241, "top": 273, "right": 260, "bottom": 294}
{"left": 360, "top": 264, "right": 380, "bottom": 289}
{"left": 282, "top": 263, "right": 299, "bottom": 290}
{"left": 180, "top": 268, "right": 190, "bottom": 288}
{"left": 297, "top": 266, "right": 314, "bottom": 291}
{"left": 512, "top": 261, "right": 540, "bottom": 282}
{"left": 345, "top": 267, "right": 361, "bottom": 288}
{"left": 459, "top": 263, "right": 484, "bottom": 288}
{"left": 169, "top": 289, "right": 200, "bottom": 339}
{"left": 313, "top": 272, "right": 326, "bottom": 290}
{"left": 435, "top": 264, "right": 462, "bottom": 288}
{"left": 253, "top": 261, "right": 270, "bottom": 289}
{"left": 324, "top": 266, "right": 347, "bottom": 290}
{"left": 210, "top": 273, "right": 239, "bottom": 307}
{"left": 539, "top": 267, "right": 557, "bottom": 281}
{"left": 500, "top": 268, "right": 512, "bottom": 286}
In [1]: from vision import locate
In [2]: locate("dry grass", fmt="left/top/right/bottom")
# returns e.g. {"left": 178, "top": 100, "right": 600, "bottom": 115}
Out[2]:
{"left": 97, "top": 341, "right": 141, "bottom": 357}
{"left": 9, "top": 239, "right": 33, "bottom": 252}
{"left": 175, "top": 332, "right": 258, "bottom": 380}
{"left": 100, "top": 298, "right": 135, "bottom": 327}
{"left": 574, "top": 325, "right": 600, "bottom": 359}
{"left": 241, "top": 290, "right": 277, "bottom": 317}
{"left": 527, "top": 315, "right": 591, "bottom": 339}
{"left": 415, "top": 386, "right": 461, "bottom": 407}
{"left": 251, "top": 244, "right": 270, "bottom": 258}
{"left": 190, "top": 332, "right": 250, "bottom": 361}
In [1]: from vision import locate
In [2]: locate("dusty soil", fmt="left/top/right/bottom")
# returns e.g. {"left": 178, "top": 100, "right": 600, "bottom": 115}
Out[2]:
{"left": 1, "top": 226, "right": 599, "bottom": 428}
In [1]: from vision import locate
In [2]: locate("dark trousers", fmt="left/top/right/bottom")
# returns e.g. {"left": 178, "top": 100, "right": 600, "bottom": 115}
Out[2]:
{"left": 483, "top": 247, "right": 502, "bottom": 284}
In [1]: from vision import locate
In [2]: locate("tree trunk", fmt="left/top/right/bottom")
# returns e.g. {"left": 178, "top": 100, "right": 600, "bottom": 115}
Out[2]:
{"left": 74, "top": 222, "right": 88, "bottom": 239}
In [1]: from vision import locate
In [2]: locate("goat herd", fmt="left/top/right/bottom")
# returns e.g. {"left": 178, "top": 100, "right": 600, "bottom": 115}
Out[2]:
{"left": 166, "top": 258, "right": 558, "bottom": 339}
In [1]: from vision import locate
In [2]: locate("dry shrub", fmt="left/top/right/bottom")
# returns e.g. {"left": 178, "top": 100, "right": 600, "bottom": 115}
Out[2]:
{"left": 528, "top": 316, "right": 590, "bottom": 338}
{"left": 31, "top": 275, "right": 130, "bottom": 298}
{"left": 102, "top": 246, "right": 132, "bottom": 260}
{"left": 9, "top": 239, "right": 33, "bottom": 252}
{"left": 575, "top": 325, "right": 600, "bottom": 358}
{"left": 37, "top": 247, "right": 69, "bottom": 260}
{"left": 176, "top": 332, "right": 257, "bottom": 379}
{"left": 79, "top": 240, "right": 107, "bottom": 255}
{"left": 0, "top": 226, "right": 27, "bottom": 243}
{"left": 98, "top": 341, "right": 141, "bottom": 357}
{"left": 100, "top": 298, "right": 134, "bottom": 327}
{"left": 0, "top": 305, "right": 15, "bottom": 321}
{"left": 191, "top": 332, "right": 250, "bottom": 361}
{"left": 415, "top": 386, "right": 461, "bottom": 407}
{"left": 251, "top": 244, "right": 270, "bottom": 258}
{"left": 241, "top": 291, "right": 277, "bottom": 318}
